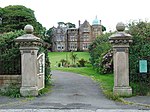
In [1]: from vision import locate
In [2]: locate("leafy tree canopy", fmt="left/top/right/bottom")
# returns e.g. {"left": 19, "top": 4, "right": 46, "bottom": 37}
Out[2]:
{"left": 102, "top": 25, "right": 106, "bottom": 32}
{"left": 66, "top": 22, "right": 76, "bottom": 28}
{"left": 58, "top": 22, "right": 65, "bottom": 25}
{"left": 0, "top": 5, "right": 45, "bottom": 36}
{"left": 57, "top": 21, "right": 76, "bottom": 28}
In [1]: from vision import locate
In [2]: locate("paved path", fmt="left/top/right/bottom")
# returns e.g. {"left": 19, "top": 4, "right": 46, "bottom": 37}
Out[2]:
{"left": 0, "top": 109, "right": 150, "bottom": 112}
{"left": 124, "top": 96, "right": 150, "bottom": 106}
{"left": 0, "top": 71, "right": 149, "bottom": 111}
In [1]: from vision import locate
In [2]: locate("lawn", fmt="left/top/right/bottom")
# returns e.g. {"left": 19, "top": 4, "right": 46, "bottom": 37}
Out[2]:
{"left": 48, "top": 52, "right": 90, "bottom": 69}
{"left": 48, "top": 51, "right": 116, "bottom": 100}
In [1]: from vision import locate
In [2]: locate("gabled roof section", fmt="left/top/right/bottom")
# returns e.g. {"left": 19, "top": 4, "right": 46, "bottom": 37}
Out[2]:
{"left": 80, "top": 20, "right": 91, "bottom": 28}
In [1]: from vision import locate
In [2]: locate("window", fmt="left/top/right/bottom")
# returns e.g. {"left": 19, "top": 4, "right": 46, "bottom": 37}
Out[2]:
{"left": 83, "top": 35, "right": 89, "bottom": 41}
{"left": 69, "top": 43, "right": 77, "bottom": 50}
{"left": 94, "top": 29, "right": 98, "bottom": 35}
{"left": 57, "top": 35, "right": 64, "bottom": 41}
{"left": 83, "top": 28, "right": 89, "bottom": 32}
{"left": 57, "top": 36, "right": 61, "bottom": 41}
{"left": 83, "top": 43, "right": 89, "bottom": 49}
{"left": 57, "top": 44, "right": 64, "bottom": 50}
{"left": 60, "top": 35, "right": 64, "bottom": 41}
{"left": 70, "top": 36, "right": 75, "bottom": 41}
{"left": 74, "top": 44, "right": 77, "bottom": 48}
{"left": 57, "top": 44, "right": 61, "bottom": 50}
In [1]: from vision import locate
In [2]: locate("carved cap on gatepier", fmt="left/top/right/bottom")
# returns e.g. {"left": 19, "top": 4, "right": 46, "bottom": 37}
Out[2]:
{"left": 24, "top": 24, "right": 34, "bottom": 34}
{"left": 15, "top": 25, "right": 43, "bottom": 47}
{"left": 116, "top": 22, "right": 125, "bottom": 32}
{"left": 109, "top": 22, "right": 132, "bottom": 44}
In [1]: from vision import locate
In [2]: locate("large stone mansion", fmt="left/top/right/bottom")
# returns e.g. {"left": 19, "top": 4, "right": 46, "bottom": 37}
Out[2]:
{"left": 51, "top": 17, "right": 103, "bottom": 51}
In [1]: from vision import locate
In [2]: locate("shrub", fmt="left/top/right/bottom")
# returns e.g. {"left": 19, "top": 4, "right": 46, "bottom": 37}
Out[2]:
{"left": 78, "top": 58, "right": 87, "bottom": 67}
{"left": 58, "top": 63, "right": 61, "bottom": 67}
{"left": 69, "top": 64, "right": 77, "bottom": 67}
{"left": 99, "top": 50, "right": 113, "bottom": 74}
{"left": 89, "top": 33, "right": 113, "bottom": 74}
{"left": 0, "top": 83, "right": 21, "bottom": 98}
{"left": 60, "top": 59, "right": 67, "bottom": 66}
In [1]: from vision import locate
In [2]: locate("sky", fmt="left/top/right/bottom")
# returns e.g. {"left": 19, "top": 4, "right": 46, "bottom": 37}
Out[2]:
{"left": 0, "top": 0, "right": 150, "bottom": 32}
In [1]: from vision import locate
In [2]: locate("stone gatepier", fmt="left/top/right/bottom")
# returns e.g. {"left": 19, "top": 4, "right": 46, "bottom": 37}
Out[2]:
{"left": 109, "top": 22, "right": 133, "bottom": 96}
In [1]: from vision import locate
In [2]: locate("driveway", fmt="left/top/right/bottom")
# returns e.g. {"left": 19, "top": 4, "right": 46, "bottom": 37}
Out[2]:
{"left": 0, "top": 70, "right": 148, "bottom": 111}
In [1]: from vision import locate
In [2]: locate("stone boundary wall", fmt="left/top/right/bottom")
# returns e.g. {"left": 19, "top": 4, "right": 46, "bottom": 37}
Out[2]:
{"left": 0, "top": 75, "right": 21, "bottom": 88}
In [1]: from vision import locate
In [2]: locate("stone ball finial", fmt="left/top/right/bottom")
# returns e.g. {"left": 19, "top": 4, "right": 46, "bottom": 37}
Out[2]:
{"left": 24, "top": 24, "right": 34, "bottom": 34}
{"left": 116, "top": 22, "right": 125, "bottom": 32}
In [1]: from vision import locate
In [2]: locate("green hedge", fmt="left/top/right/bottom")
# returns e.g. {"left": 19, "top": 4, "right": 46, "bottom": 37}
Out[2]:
{"left": 0, "top": 30, "right": 24, "bottom": 74}
{"left": 128, "top": 21, "right": 150, "bottom": 75}
{"left": 128, "top": 21, "right": 150, "bottom": 95}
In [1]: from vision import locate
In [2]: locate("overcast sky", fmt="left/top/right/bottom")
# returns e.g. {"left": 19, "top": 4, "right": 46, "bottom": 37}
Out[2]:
{"left": 0, "top": 0, "right": 150, "bottom": 31}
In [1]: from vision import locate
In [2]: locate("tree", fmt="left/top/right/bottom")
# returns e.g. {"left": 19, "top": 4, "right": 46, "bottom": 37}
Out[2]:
{"left": 44, "top": 27, "right": 55, "bottom": 51}
{"left": 45, "top": 27, "right": 53, "bottom": 43}
{"left": 57, "top": 22, "right": 76, "bottom": 28}
{"left": 0, "top": 7, "right": 4, "bottom": 32}
{"left": 0, "top": 5, "right": 45, "bottom": 35}
{"left": 35, "top": 22, "right": 46, "bottom": 37}
{"left": 65, "top": 22, "right": 76, "bottom": 28}
{"left": 102, "top": 25, "right": 106, "bottom": 32}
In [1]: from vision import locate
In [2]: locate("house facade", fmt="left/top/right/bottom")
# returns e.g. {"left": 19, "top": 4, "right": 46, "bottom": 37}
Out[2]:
{"left": 51, "top": 17, "right": 102, "bottom": 51}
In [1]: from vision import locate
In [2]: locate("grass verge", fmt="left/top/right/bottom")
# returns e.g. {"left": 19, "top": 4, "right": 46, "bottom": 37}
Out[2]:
{"left": 0, "top": 83, "right": 21, "bottom": 98}
{"left": 0, "top": 83, "right": 52, "bottom": 98}
{"left": 38, "top": 85, "right": 52, "bottom": 96}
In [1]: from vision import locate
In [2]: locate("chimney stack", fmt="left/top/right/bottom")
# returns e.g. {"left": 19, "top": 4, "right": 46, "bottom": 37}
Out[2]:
{"left": 78, "top": 20, "right": 81, "bottom": 27}
{"left": 99, "top": 20, "right": 101, "bottom": 25}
